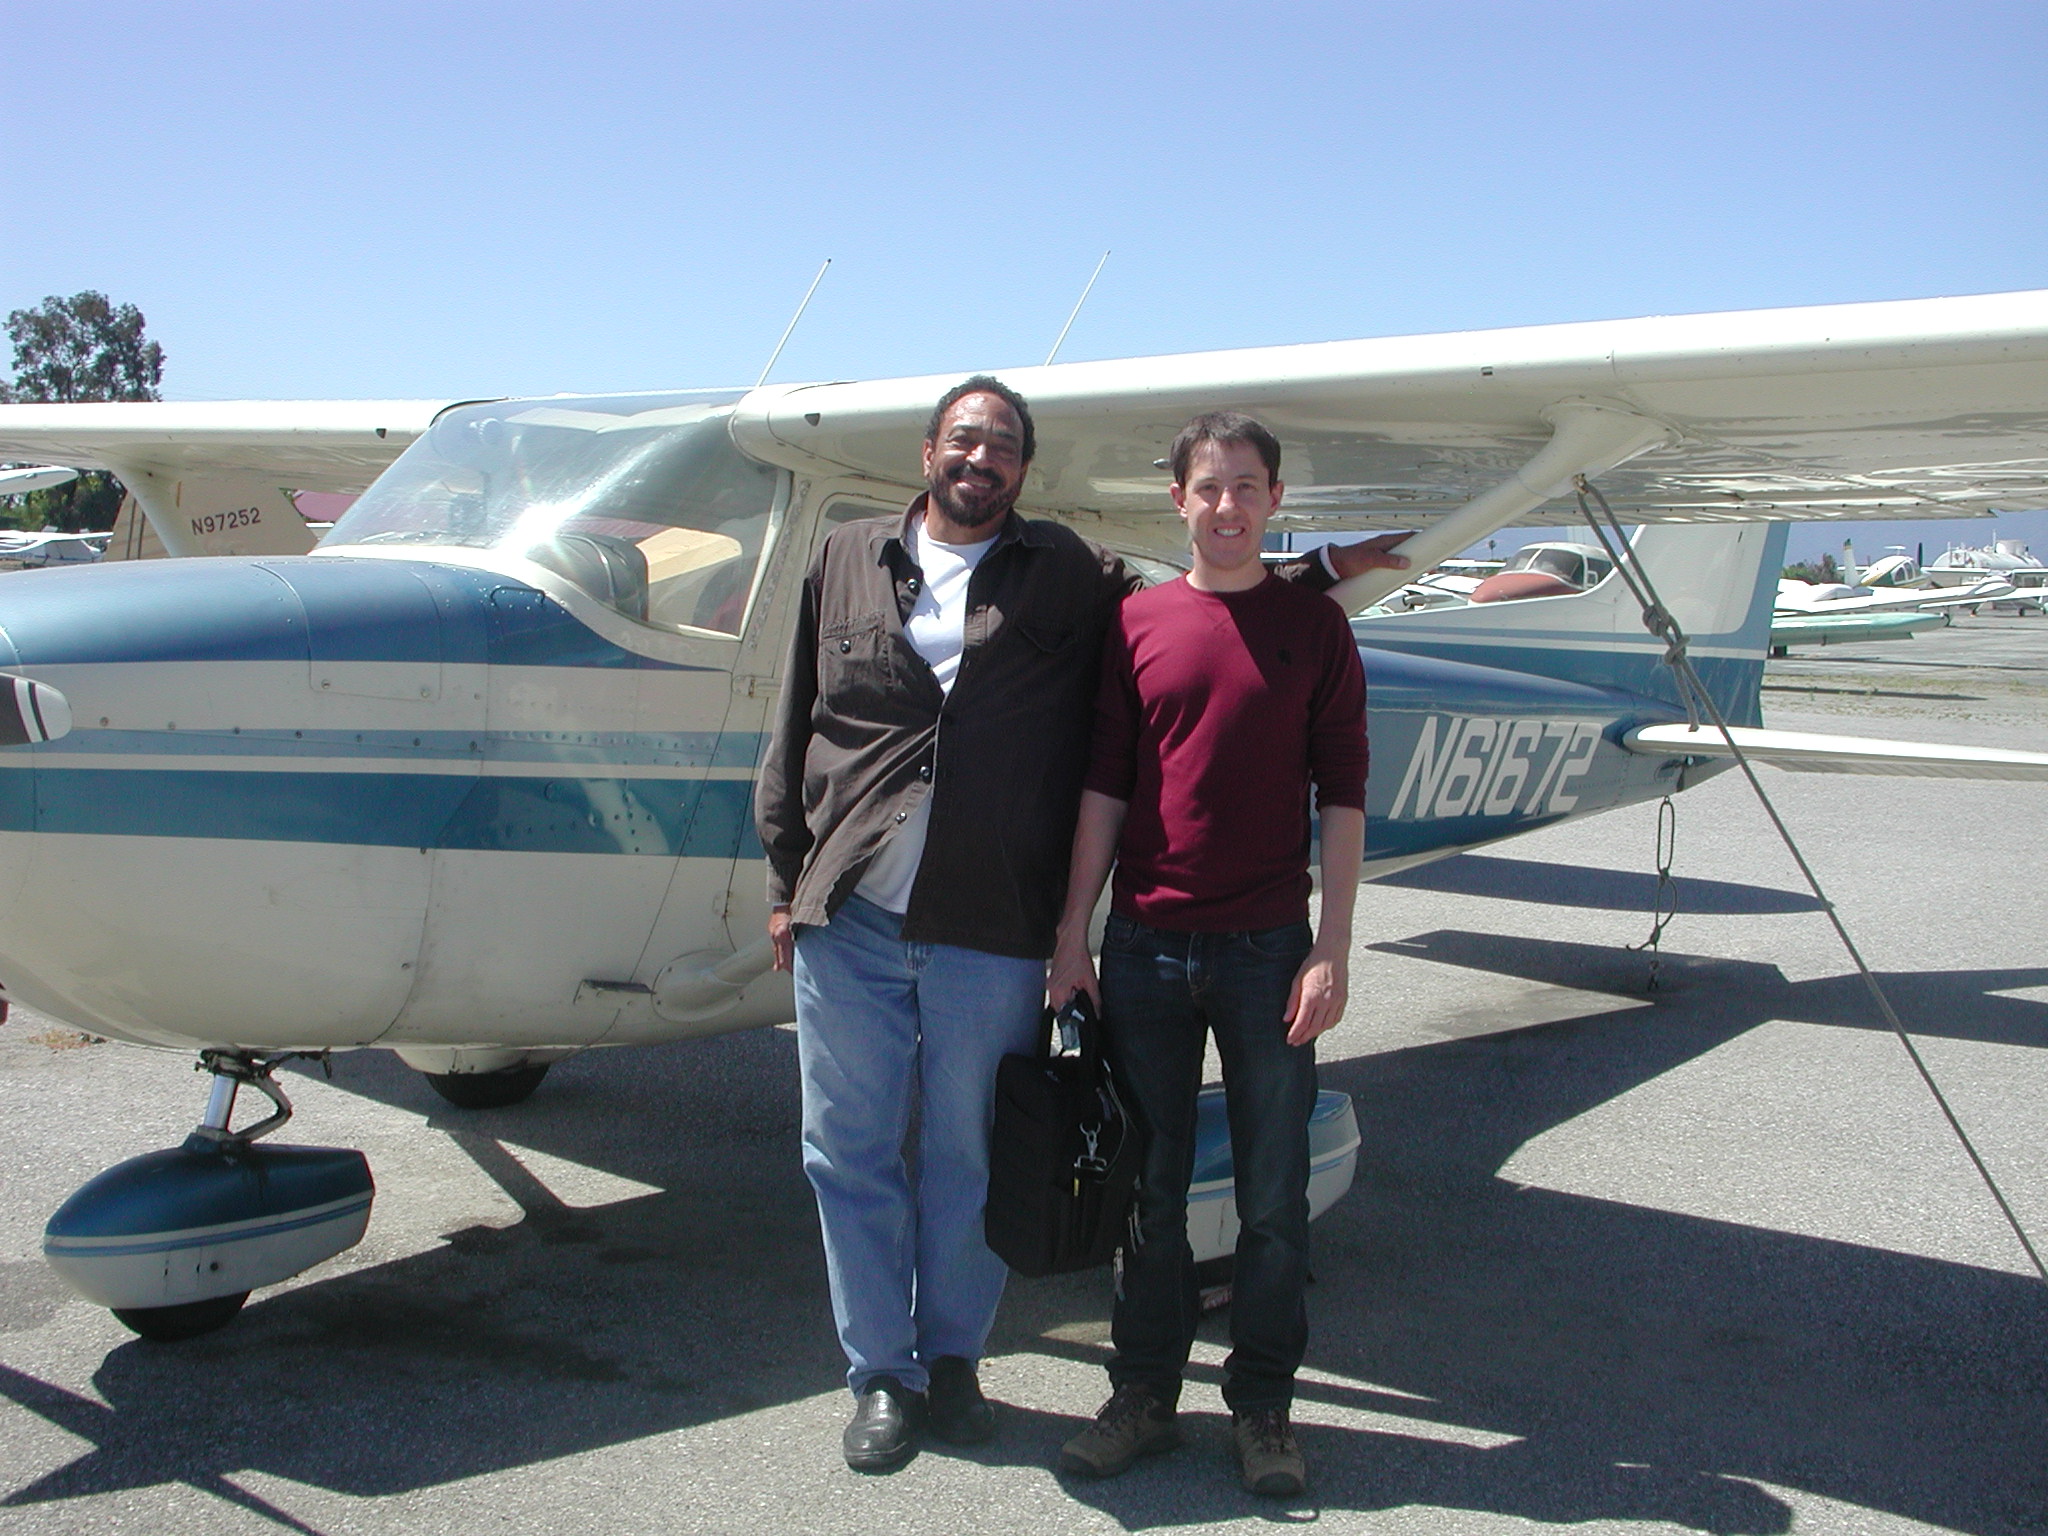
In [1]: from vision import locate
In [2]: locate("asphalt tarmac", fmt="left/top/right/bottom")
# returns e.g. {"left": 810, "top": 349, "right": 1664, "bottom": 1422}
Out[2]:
{"left": 2, "top": 614, "right": 2044, "bottom": 1536}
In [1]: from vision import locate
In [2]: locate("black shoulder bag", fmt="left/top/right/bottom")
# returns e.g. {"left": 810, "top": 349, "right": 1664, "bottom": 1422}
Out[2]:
{"left": 985, "top": 994, "right": 1145, "bottom": 1277}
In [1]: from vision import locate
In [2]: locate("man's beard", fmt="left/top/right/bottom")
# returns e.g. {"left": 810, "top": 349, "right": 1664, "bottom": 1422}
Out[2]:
{"left": 926, "top": 464, "right": 1016, "bottom": 530}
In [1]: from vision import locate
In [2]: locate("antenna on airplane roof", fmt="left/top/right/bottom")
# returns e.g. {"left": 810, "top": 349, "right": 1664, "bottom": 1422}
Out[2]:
{"left": 755, "top": 259, "right": 832, "bottom": 388}
{"left": 1044, "top": 250, "right": 1111, "bottom": 367}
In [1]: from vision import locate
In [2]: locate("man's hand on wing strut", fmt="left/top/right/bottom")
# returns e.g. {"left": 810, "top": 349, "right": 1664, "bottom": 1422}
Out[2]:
{"left": 1326, "top": 533, "right": 1412, "bottom": 578}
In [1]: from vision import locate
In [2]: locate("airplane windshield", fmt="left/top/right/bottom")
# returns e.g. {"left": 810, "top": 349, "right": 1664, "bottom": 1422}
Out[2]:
{"left": 1503, "top": 545, "right": 1613, "bottom": 588}
{"left": 324, "top": 391, "right": 784, "bottom": 636}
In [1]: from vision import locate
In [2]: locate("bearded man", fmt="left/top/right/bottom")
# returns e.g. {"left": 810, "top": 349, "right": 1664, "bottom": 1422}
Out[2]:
{"left": 756, "top": 377, "right": 1405, "bottom": 1472}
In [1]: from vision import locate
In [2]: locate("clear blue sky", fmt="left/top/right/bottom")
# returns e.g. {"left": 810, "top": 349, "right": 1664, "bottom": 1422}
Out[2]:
{"left": 5, "top": 1, "right": 2045, "bottom": 559}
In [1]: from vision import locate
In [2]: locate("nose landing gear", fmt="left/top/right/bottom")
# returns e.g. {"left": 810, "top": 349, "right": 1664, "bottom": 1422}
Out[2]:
{"left": 43, "top": 1050, "right": 375, "bottom": 1341}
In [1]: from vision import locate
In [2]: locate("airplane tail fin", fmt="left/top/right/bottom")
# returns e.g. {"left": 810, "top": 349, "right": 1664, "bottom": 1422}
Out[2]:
{"left": 1353, "top": 521, "right": 1789, "bottom": 725}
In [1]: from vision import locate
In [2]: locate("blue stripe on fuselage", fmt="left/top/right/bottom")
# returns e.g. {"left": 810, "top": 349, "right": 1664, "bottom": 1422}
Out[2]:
{"left": 1357, "top": 644, "right": 1633, "bottom": 715}
{"left": 0, "top": 576, "right": 1700, "bottom": 866}
{"left": 1360, "top": 638, "right": 1763, "bottom": 728}
{"left": 1, "top": 767, "right": 763, "bottom": 859}
{"left": 0, "top": 556, "right": 718, "bottom": 672}
{"left": 40, "top": 727, "right": 771, "bottom": 768}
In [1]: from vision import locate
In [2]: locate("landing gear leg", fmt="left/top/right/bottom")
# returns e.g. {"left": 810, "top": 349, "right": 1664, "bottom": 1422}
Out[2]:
{"left": 193, "top": 1049, "right": 297, "bottom": 1144}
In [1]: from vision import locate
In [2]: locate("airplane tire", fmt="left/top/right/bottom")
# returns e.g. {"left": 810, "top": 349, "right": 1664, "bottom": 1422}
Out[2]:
{"left": 422, "top": 1063, "right": 551, "bottom": 1109}
{"left": 112, "top": 1291, "right": 249, "bottom": 1341}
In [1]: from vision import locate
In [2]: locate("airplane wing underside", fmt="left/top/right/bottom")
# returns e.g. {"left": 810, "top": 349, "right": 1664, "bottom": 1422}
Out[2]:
{"left": 728, "top": 288, "right": 2048, "bottom": 558}
{"left": 1625, "top": 722, "right": 2048, "bottom": 781}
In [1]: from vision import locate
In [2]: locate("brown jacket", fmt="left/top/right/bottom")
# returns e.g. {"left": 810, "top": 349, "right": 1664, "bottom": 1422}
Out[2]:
{"left": 755, "top": 495, "right": 1332, "bottom": 959}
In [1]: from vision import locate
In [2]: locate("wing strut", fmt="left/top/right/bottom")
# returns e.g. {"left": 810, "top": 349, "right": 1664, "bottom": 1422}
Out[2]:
{"left": 1326, "top": 399, "right": 1674, "bottom": 614}
{"left": 1577, "top": 475, "right": 2048, "bottom": 1285}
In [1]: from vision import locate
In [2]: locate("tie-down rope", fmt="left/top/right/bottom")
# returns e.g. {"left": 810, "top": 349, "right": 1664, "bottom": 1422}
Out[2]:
{"left": 1627, "top": 794, "right": 1679, "bottom": 991}
{"left": 1572, "top": 476, "right": 2046, "bottom": 1284}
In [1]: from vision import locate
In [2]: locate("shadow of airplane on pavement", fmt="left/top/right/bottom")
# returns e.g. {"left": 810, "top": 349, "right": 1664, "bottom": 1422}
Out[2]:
{"left": 1374, "top": 855, "right": 1827, "bottom": 916}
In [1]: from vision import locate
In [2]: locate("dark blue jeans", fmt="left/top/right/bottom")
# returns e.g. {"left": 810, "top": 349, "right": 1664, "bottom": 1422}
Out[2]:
{"left": 1099, "top": 911, "right": 1319, "bottom": 1414}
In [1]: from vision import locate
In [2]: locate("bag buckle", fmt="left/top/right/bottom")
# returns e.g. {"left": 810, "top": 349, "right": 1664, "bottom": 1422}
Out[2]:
{"left": 1073, "top": 1122, "right": 1108, "bottom": 1178}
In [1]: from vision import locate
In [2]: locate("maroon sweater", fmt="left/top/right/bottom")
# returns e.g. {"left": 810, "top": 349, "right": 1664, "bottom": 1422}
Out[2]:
{"left": 1085, "top": 574, "right": 1368, "bottom": 932}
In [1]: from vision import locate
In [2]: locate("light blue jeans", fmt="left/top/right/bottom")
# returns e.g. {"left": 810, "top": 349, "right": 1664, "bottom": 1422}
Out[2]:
{"left": 794, "top": 893, "right": 1046, "bottom": 1396}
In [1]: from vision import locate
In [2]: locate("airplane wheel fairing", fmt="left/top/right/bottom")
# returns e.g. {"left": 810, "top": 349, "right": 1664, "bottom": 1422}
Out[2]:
{"left": 1185, "top": 1089, "right": 1361, "bottom": 1265}
{"left": 113, "top": 1291, "right": 249, "bottom": 1341}
{"left": 423, "top": 1063, "right": 551, "bottom": 1108}
{"left": 43, "top": 1141, "right": 373, "bottom": 1315}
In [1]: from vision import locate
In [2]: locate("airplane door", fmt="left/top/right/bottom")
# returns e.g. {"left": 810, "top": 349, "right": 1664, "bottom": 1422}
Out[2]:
{"left": 616, "top": 478, "right": 851, "bottom": 1040}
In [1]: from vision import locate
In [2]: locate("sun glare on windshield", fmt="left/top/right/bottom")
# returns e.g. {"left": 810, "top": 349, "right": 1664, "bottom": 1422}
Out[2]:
{"left": 324, "top": 392, "right": 785, "bottom": 637}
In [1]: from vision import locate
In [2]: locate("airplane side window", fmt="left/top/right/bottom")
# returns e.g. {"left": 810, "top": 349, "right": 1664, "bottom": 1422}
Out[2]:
{"left": 325, "top": 393, "right": 787, "bottom": 637}
{"left": 822, "top": 498, "right": 895, "bottom": 529}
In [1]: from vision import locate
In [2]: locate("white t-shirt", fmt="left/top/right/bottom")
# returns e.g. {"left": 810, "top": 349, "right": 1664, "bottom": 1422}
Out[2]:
{"left": 855, "top": 517, "right": 999, "bottom": 912}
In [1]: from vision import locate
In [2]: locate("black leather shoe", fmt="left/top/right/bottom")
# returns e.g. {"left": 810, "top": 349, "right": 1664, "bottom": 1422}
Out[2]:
{"left": 843, "top": 1376, "right": 923, "bottom": 1471}
{"left": 926, "top": 1355, "right": 996, "bottom": 1444}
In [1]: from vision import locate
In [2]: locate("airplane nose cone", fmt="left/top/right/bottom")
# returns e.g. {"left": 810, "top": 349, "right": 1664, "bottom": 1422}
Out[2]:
{"left": 0, "top": 677, "right": 70, "bottom": 745}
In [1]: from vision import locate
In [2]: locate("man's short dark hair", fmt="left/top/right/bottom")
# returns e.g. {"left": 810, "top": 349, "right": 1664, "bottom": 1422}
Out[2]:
{"left": 1169, "top": 411, "right": 1282, "bottom": 487}
{"left": 926, "top": 374, "right": 1036, "bottom": 465}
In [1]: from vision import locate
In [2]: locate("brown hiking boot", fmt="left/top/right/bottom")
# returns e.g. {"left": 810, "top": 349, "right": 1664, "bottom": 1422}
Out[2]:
{"left": 1232, "top": 1407, "right": 1306, "bottom": 1497}
{"left": 1059, "top": 1383, "right": 1180, "bottom": 1477}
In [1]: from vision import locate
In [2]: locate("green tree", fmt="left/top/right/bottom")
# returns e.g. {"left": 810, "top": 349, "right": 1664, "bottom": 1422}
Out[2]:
{"left": 0, "top": 291, "right": 165, "bottom": 532}
{"left": 1782, "top": 553, "right": 1839, "bottom": 584}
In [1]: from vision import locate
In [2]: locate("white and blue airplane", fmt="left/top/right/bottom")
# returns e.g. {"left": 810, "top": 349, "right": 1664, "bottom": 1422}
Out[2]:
{"left": 1, "top": 287, "right": 2047, "bottom": 1340}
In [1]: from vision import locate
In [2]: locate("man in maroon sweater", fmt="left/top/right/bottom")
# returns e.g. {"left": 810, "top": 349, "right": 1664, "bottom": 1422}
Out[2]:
{"left": 1048, "top": 412, "right": 1368, "bottom": 1498}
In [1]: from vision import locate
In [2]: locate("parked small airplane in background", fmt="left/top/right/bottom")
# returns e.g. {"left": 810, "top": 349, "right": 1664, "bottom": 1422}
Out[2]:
{"left": 0, "top": 530, "right": 107, "bottom": 572}
{"left": 1765, "top": 536, "right": 2022, "bottom": 651}
{"left": 2, "top": 288, "right": 2048, "bottom": 1340}
{"left": 1926, "top": 535, "right": 2048, "bottom": 586}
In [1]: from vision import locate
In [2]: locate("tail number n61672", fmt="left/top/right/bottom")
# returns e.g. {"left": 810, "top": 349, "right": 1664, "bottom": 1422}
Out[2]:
{"left": 1389, "top": 716, "right": 1604, "bottom": 821}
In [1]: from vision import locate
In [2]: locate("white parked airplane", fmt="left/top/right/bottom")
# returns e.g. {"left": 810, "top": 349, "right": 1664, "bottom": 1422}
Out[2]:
{"left": 0, "top": 529, "right": 107, "bottom": 571}
{"left": 1927, "top": 536, "right": 2048, "bottom": 586}
{"left": 1775, "top": 574, "right": 2015, "bottom": 617}
{"left": 3, "top": 287, "right": 2048, "bottom": 1339}
{"left": 0, "top": 464, "right": 79, "bottom": 497}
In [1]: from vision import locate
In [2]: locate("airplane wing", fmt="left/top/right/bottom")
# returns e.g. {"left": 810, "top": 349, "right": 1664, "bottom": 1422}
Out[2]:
{"left": 1624, "top": 722, "right": 2048, "bottom": 781}
{"left": 0, "top": 400, "right": 452, "bottom": 557}
{"left": 1916, "top": 580, "right": 2018, "bottom": 610}
{"left": 0, "top": 400, "right": 447, "bottom": 490}
{"left": 5, "top": 288, "right": 2048, "bottom": 570}
{"left": 729, "top": 288, "right": 2048, "bottom": 567}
